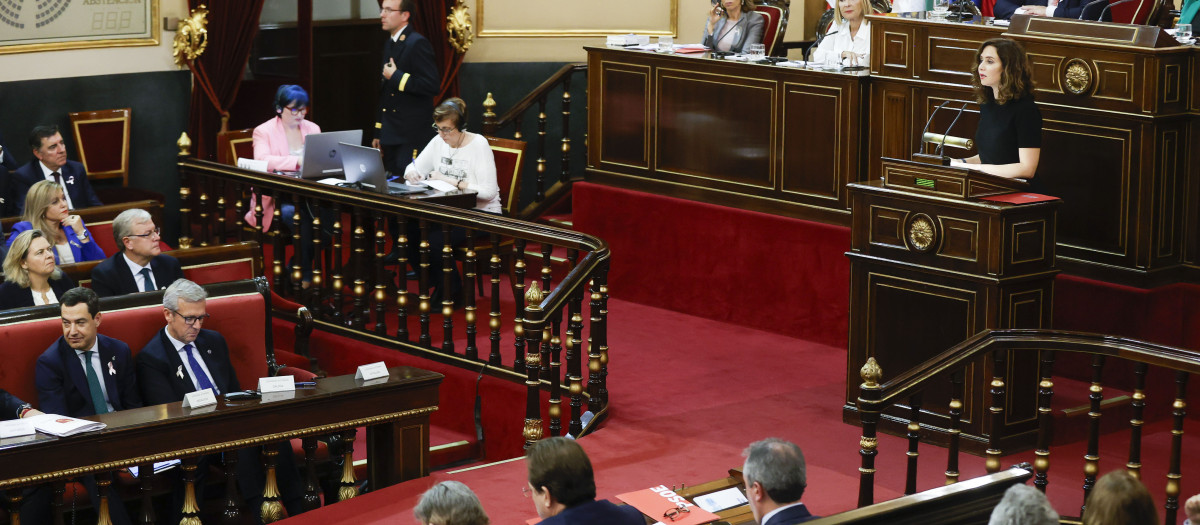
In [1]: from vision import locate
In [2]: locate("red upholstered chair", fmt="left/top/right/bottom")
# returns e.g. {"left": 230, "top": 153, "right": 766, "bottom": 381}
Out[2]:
{"left": 69, "top": 108, "right": 131, "bottom": 186}
{"left": 216, "top": 128, "right": 255, "bottom": 166}
{"left": 754, "top": 0, "right": 791, "bottom": 56}
{"left": 1109, "top": 0, "right": 1161, "bottom": 24}
{"left": 458, "top": 136, "right": 527, "bottom": 295}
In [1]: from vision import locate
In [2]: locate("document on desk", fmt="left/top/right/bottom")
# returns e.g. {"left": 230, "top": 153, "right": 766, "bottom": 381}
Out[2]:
{"left": 24, "top": 414, "right": 106, "bottom": 437}
{"left": 423, "top": 179, "right": 458, "bottom": 192}
{"left": 693, "top": 486, "right": 749, "bottom": 512}
{"left": 316, "top": 177, "right": 345, "bottom": 185}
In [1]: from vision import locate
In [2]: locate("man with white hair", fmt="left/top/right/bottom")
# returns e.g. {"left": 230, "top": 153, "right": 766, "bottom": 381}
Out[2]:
{"left": 987, "top": 484, "right": 1058, "bottom": 525}
{"left": 743, "top": 438, "right": 818, "bottom": 524}
{"left": 90, "top": 208, "right": 182, "bottom": 297}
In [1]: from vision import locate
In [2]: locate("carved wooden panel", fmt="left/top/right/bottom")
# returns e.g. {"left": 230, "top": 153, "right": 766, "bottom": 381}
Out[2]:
{"left": 877, "top": 29, "right": 913, "bottom": 76}
{"left": 869, "top": 82, "right": 913, "bottom": 182}
{"left": 1093, "top": 60, "right": 1136, "bottom": 102}
{"left": 781, "top": 81, "right": 855, "bottom": 204}
{"left": 869, "top": 206, "right": 908, "bottom": 250}
{"left": 926, "top": 36, "right": 981, "bottom": 80}
{"left": 598, "top": 63, "right": 651, "bottom": 170}
{"left": 940, "top": 216, "right": 979, "bottom": 262}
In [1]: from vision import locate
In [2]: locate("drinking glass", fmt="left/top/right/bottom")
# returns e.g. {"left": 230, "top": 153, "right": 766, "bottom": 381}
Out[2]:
{"left": 1176, "top": 23, "right": 1192, "bottom": 43}
{"left": 747, "top": 43, "right": 766, "bottom": 62}
{"left": 931, "top": 0, "right": 950, "bottom": 20}
{"left": 658, "top": 35, "right": 674, "bottom": 53}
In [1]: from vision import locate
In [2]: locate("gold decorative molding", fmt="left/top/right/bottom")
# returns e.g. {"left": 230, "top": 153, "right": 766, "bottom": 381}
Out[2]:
{"left": 0, "top": 0, "right": 159, "bottom": 56}
{"left": 906, "top": 213, "right": 937, "bottom": 253}
{"left": 1063, "top": 58, "right": 1092, "bottom": 95}
{"left": 446, "top": 0, "right": 474, "bottom": 53}
{"left": 173, "top": 5, "right": 209, "bottom": 68}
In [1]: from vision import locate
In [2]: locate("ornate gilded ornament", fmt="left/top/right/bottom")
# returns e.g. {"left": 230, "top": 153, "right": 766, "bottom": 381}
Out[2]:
{"left": 173, "top": 6, "right": 209, "bottom": 68}
{"left": 860, "top": 357, "right": 883, "bottom": 388}
{"left": 1063, "top": 58, "right": 1092, "bottom": 95}
{"left": 446, "top": 0, "right": 474, "bottom": 54}
{"left": 523, "top": 418, "right": 544, "bottom": 444}
{"left": 906, "top": 213, "right": 938, "bottom": 253}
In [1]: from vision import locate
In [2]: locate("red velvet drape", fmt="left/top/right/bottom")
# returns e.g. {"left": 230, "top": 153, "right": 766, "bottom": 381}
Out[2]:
{"left": 384, "top": 0, "right": 467, "bottom": 103}
{"left": 186, "top": 0, "right": 267, "bottom": 160}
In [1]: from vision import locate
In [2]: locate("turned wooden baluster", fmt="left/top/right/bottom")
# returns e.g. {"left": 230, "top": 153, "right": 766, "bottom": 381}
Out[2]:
{"left": 396, "top": 216, "right": 411, "bottom": 341}
{"left": 138, "top": 462, "right": 156, "bottom": 524}
{"left": 222, "top": 450, "right": 241, "bottom": 524}
{"left": 216, "top": 179, "right": 227, "bottom": 242}
{"left": 291, "top": 194, "right": 304, "bottom": 299}
{"left": 350, "top": 210, "right": 369, "bottom": 329}
{"left": 488, "top": 234, "right": 503, "bottom": 365}
{"left": 301, "top": 437, "right": 321, "bottom": 511}
{"left": 441, "top": 223, "right": 456, "bottom": 353}
{"left": 594, "top": 268, "right": 611, "bottom": 407}
{"left": 586, "top": 277, "right": 603, "bottom": 413}
{"left": 560, "top": 78, "right": 572, "bottom": 185}
{"left": 464, "top": 228, "right": 479, "bottom": 360}
{"left": 548, "top": 308, "right": 564, "bottom": 437}
{"left": 417, "top": 220, "right": 432, "bottom": 345}
{"left": 540, "top": 243, "right": 553, "bottom": 301}
{"left": 178, "top": 178, "right": 194, "bottom": 249}
{"left": 904, "top": 392, "right": 922, "bottom": 495}
{"left": 197, "top": 178, "right": 211, "bottom": 246}
{"left": 1126, "top": 362, "right": 1149, "bottom": 478}
{"left": 1080, "top": 355, "right": 1106, "bottom": 515}
{"left": 1034, "top": 350, "right": 1057, "bottom": 492}
{"left": 337, "top": 429, "right": 360, "bottom": 501}
{"left": 52, "top": 480, "right": 65, "bottom": 525}
{"left": 307, "top": 200, "right": 324, "bottom": 317}
{"left": 374, "top": 211, "right": 389, "bottom": 334}
{"left": 272, "top": 190, "right": 287, "bottom": 295}
{"left": 181, "top": 457, "right": 202, "bottom": 525}
{"left": 946, "top": 371, "right": 964, "bottom": 485}
{"left": 985, "top": 349, "right": 1007, "bottom": 474}
{"left": 253, "top": 189, "right": 266, "bottom": 249}
{"left": 329, "top": 203, "right": 345, "bottom": 324}
{"left": 93, "top": 473, "right": 115, "bottom": 525}
{"left": 235, "top": 185, "right": 248, "bottom": 242}
{"left": 538, "top": 247, "right": 552, "bottom": 379}
{"left": 512, "top": 239, "right": 528, "bottom": 370}
{"left": 522, "top": 283, "right": 546, "bottom": 449}
{"left": 567, "top": 287, "right": 585, "bottom": 437}
{"left": 1163, "top": 370, "right": 1189, "bottom": 524}
{"left": 857, "top": 357, "right": 882, "bottom": 507}
{"left": 5, "top": 489, "right": 24, "bottom": 525}
{"left": 535, "top": 100, "right": 547, "bottom": 202}
{"left": 261, "top": 446, "right": 285, "bottom": 523}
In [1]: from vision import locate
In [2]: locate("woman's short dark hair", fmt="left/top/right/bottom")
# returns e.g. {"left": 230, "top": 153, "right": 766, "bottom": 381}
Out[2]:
{"left": 432, "top": 97, "right": 468, "bottom": 131}
{"left": 971, "top": 38, "right": 1035, "bottom": 105}
{"left": 274, "top": 84, "right": 310, "bottom": 114}
{"left": 526, "top": 437, "right": 596, "bottom": 508}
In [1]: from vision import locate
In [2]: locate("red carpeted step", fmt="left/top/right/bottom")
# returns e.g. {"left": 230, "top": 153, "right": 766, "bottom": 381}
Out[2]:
{"left": 1048, "top": 375, "right": 1134, "bottom": 446}
{"left": 538, "top": 213, "right": 573, "bottom": 230}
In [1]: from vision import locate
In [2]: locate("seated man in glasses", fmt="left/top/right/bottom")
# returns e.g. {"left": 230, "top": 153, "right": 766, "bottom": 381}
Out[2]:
{"left": 743, "top": 438, "right": 818, "bottom": 524}
{"left": 525, "top": 436, "right": 645, "bottom": 525}
{"left": 137, "top": 279, "right": 307, "bottom": 522}
{"left": 91, "top": 209, "right": 183, "bottom": 298}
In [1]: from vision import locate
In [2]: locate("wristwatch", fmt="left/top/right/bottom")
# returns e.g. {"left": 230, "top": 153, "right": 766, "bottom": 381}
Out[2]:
{"left": 17, "top": 403, "right": 33, "bottom": 418}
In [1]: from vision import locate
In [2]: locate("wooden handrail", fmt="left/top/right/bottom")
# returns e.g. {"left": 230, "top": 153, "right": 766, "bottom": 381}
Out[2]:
{"left": 484, "top": 63, "right": 586, "bottom": 134}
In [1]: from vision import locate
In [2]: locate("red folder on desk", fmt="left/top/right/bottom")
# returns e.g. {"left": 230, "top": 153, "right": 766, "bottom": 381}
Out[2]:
{"left": 618, "top": 486, "right": 721, "bottom": 525}
{"left": 979, "top": 192, "right": 1060, "bottom": 204}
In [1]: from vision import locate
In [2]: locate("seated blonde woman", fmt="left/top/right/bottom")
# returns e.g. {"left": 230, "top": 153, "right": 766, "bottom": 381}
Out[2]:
{"left": 811, "top": 0, "right": 876, "bottom": 66}
{"left": 0, "top": 229, "right": 77, "bottom": 310}
{"left": 6, "top": 180, "right": 105, "bottom": 264}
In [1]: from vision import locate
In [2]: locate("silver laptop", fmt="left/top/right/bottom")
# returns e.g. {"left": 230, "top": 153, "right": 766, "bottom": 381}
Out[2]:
{"left": 338, "top": 142, "right": 426, "bottom": 195}
{"left": 299, "top": 130, "right": 363, "bottom": 179}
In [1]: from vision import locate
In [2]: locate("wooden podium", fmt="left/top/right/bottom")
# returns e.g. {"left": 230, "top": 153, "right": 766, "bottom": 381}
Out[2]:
{"left": 845, "top": 158, "right": 1059, "bottom": 453}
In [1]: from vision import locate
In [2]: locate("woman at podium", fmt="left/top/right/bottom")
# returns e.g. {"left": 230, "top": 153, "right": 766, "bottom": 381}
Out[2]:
{"left": 702, "top": 0, "right": 765, "bottom": 53}
{"left": 811, "top": 0, "right": 877, "bottom": 67}
{"left": 950, "top": 38, "right": 1041, "bottom": 181}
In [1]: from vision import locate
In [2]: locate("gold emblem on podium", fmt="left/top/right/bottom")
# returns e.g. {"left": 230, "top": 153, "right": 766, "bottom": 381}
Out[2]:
{"left": 1064, "top": 59, "right": 1093, "bottom": 96}
{"left": 906, "top": 213, "right": 937, "bottom": 253}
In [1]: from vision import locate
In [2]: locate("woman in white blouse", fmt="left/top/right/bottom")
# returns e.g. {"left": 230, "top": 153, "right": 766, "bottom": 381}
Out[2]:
{"left": 812, "top": 0, "right": 876, "bottom": 67}
{"left": 403, "top": 97, "right": 501, "bottom": 306}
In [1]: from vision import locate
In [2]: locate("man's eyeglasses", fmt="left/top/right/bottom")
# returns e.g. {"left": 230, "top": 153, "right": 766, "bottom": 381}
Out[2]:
{"left": 170, "top": 310, "right": 211, "bottom": 326}
{"left": 284, "top": 106, "right": 307, "bottom": 115}
{"left": 432, "top": 124, "right": 456, "bottom": 134}
{"left": 663, "top": 507, "right": 691, "bottom": 522}
{"left": 127, "top": 227, "right": 161, "bottom": 239}
{"left": 380, "top": 7, "right": 401, "bottom": 14}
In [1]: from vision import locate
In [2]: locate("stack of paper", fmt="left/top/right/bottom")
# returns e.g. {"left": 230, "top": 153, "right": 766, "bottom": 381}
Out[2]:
{"left": 24, "top": 414, "right": 106, "bottom": 437}
{"left": 607, "top": 34, "right": 650, "bottom": 46}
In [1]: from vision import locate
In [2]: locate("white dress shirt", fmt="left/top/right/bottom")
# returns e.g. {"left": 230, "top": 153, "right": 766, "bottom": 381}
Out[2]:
{"left": 123, "top": 253, "right": 156, "bottom": 292}
{"left": 75, "top": 340, "right": 115, "bottom": 413}
{"left": 31, "top": 287, "right": 59, "bottom": 306}
{"left": 39, "top": 161, "right": 76, "bottom": 210}
{"left": 164, "top": 329, "right": 221, "bottom": 394}
{"left": 812, "top": 20, "right": 872, "bottom": 66}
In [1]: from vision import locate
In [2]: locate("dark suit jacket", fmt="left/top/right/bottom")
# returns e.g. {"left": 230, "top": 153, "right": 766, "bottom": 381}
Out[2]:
{"left": 36, "top": 334, "right": 142, "bottom": 417}
{"left": 0, "top": 130, "right": 17, "bottom": 171}
{"left": 764, "top": 503, "right": 818, "bottom": 525}
{"left": 1, "top": 389, "right": 29, "bottom": 420}
{"left": 993, "top": 0, "right": 1109, "bottom": 19}
{"left": 137, "top": 328, "right": 240, "bottom": 405}
{"left": 0, "top": 275, "right": 77, "bottom": 311}
{"left": 10, "top": 159, "right": 102, "bottom": 215}
{"left": 90, "top": 252, "right": 184, "bottom": 298}
{"left": 375, "top": 24, "right": 440, "bottom": 147}
{"left": 539, "top": 499, "right": 646, "bottom": 525}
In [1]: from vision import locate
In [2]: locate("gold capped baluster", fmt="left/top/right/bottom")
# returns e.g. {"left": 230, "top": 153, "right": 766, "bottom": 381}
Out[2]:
{"left": 308, "top": 200, "right": 324, "bottom": 316}
{"left": 396, "top": 217, "right": 410, "bottom": 341}
{"left": 512, "top": 239, "right": 528, "bottom": 369}
{"left": 180, "top": 458, "right": 202, "bottom": 525}
{"left": 481, "top": 92, "right": 498, "bottom": 135}
{"left": 441, "top": 223, "right": 455, "bottom": 353}
{"left": 330, "top": 204, "right": 345, "bottom": 324}
{"left": 351, "top": 210, "right": 368, "bottom": 329}
{"left": 985, "top": 349, "right": 1007, "bottom": 474}
{"left": 1080, "top": 355, "right": 1106, "bottom": 515}
{"left": 586, "top": 277, "right": 603, "bottom": 413}
{"left": 535, "top": 104, "right": 547, "bottom": 202}
{"left": 197, "top": 181, "right": 210, "bottom": 247}
{"left": 95, "top": 473, "right": 114, "bottom": 525}
{"left": 215, "top": 179, "right": 227, "bottom": 242}
{"left": 291, "top": 194, "right": 303, "bottom": 299}
{"left": 523, "top": 282, "right": 545, "bottom": 448}
{"left": 374, "top": 212, "right": 388, "bottom": 335}
{"left": 261, "top": 447, "right": 284, "bottom": 522}
{"left": 560, "top": 83, "right": 572, "bottom": 185}
{"left": 904, "top": 392, "right": 922, "bottom": 495}
{"left": 945, "top": 371, "right": 964, "bottom": 485}
{"left": 1034, "top": 351, "right": 1057, "bottom": 492}
{"left": 418, "top": 220, "right": 432, "bottom": 345}
{"left": 464, "top": 228, "right": 479, "bottom": 360}
{"left": 857, "top": 357, "right": 883, "bottom": 507}
{"left": 488, "top": 234, "right": 503, "bottom": 365}
{"left": 1164, "top": 371, "right": 1189, "bottom": 524}
{"left": 337, "top": 430, "right": 359, "bottom": 501}
{"left": 1126, "top": 362, "right": 1149, "bottom": 478}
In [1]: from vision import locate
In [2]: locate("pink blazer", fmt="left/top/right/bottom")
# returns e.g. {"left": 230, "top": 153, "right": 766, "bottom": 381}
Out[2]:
{"left": 245, "top": 117, "right": 321, "bottom": 231}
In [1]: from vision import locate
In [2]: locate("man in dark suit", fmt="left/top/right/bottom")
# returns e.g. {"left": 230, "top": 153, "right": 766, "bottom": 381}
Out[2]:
{"left": 526, "top": 437, "right": 646, "bottom": 525}
{"left": 994, "top": 0, "right": 1110, "bottom": 19}
{"left": 372, "top": 0, "right": 440, "bottom": 176}
{"left": 91, "top": 209, "right": 182, "bottom": 297}
{"left": 34, "top": 287, "right": 138, "bottom": 525}
{"left": 9, "top": 125, "right": 103, "bottom": 216}
{"left": 136, "top": 279, "right": 306, "bottom": 522}
{"left": 744, "top": 438, "right": 818, "bottom": 524}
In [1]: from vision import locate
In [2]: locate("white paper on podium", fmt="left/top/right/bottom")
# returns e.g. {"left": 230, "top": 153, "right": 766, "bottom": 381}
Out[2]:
{"left": 355, "top": 362, "right": 390, "bottom": 381}
{"left": 236, "top": 158, "right": 269, "bottom": 172}
{"left": 182, "top": 388, "right": 217, "bottom": 409}
{"left": 259, "top": 375, "right": 296, "bottom": 393}
{"left": 423, "top": 179, "right": 457, "bottom": 192}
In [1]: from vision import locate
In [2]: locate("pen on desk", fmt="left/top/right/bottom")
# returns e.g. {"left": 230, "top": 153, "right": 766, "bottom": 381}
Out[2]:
{"left": 296, "top": 381, "right": 317, "bottom": 388}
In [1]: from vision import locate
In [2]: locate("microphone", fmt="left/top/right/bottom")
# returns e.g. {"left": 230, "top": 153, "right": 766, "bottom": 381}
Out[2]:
{"left": 806, "top": 30, "right": 839, "bottom": 64}
{"left": 937, "top": 103, "right": 971, "bottom": 156}
{"left": 1077, "top": 0, "right": 1107, "bottom": 19}
{"left": 918, "top": 100, "right": 950, "bottom": 149}
{"left": 1096, "top": 0, "right": 1132, "bottom": 21}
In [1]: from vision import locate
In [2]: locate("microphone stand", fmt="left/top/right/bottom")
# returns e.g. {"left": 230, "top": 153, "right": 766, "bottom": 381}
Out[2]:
{"left": 937, "top": 103, "right": 971, "bottom": 157}
{"left": 1076, "top": 0, "right": 1108, "bottom": 19}
{"left": 1096, "top": 0, "right": 1134, "bottom": 21}
{"left": 805, "top": 30, "right": 839, "bottom": 64}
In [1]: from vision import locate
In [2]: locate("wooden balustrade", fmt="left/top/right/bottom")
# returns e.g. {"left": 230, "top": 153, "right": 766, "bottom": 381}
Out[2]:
{"left": 175, "top": 154, "right": 612, "bottom": 446}
{"left": 853, "top": 329, "right": 1200, "bottom": 523}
